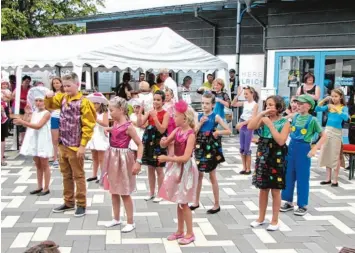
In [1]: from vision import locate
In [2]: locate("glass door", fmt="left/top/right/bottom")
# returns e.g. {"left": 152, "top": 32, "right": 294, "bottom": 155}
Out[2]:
{"left": 274, "top": 52, "right": 321, "bottom": 106}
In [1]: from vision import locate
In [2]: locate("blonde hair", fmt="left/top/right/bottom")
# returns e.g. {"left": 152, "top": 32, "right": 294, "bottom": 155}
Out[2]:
{"left": 62, "top": 73, "right": 79, "bottom": 84}
{"left": 184, "top": 107, "right": 196, "bottom": 129}
{"left": 109, "top": 96, "right": 128, "bottom": 115}
{"left": 213, "top": 78, "right": 225, "bottom": 89}
{"left": 165, "top": 87, "right": 174, "bottom": 97}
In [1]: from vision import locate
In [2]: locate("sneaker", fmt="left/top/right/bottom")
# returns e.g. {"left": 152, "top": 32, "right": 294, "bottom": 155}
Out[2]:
{"left": 74, "top": 206, "right": 86, "bottom": 217}
{"left": 294, "top": 207, "right": 307, "bottom": 216}
{"left": 145, "top": 195, "right": 155, "bottom": 201}
{"left": 52, "top": 204, "right": 75, "bottom": 213}
{"left": 153, "top": 197, "right": 162, "bottom": 203}
{"left": 121, "top": 223, "right": 136, "bottom": 233}
{"left": 266, "top": 223, "right": 279, "bottom": 231}
{"left": 250, "top": 220, "right": 266, "bottom": 228}
{"left": 105, "top": 219, "right": 121, "bottom": 228}
{"left": 52, "top": 160, "right": 59, "bottom": 167}
{"left": 280, "top": 202, "right": 294, "bottom": 212}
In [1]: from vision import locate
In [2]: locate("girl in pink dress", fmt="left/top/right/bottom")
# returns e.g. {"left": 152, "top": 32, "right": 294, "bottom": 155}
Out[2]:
{"left": 102, "top": 97, "right": 143, "bottom": 233}
{"left": 158, "top": 100, "right": 198, "bottom": 245}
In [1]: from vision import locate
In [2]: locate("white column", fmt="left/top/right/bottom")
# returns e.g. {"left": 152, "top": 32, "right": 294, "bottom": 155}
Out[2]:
{"left": 85, "top": 71, "right": 92, "bottom": 90}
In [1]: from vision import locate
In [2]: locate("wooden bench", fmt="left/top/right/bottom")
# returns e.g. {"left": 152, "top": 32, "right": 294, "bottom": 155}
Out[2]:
{"left": 342, "top": 144, "right": 355, "bottom": 180}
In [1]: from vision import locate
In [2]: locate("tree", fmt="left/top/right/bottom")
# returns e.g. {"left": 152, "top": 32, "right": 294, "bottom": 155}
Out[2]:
{"left": 1, "top": 0, "right": 105, "bottom": 40}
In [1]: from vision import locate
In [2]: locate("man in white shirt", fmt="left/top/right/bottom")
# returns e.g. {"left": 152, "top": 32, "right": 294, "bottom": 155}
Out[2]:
{"left": 159, "top": 68, "right": 178, "bottom": 99}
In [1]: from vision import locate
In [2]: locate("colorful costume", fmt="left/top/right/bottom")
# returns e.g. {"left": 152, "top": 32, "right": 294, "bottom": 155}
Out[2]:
{"left": 142, "top": 110, "right": 167, "bottom": 167}
{"left": 45, "top": 92, "right": 96, "bottom": 208}
{"left": 158, "top": 128, "right": 198, "bottom": 203}
{"left": 316, "top": 105, "right": 348, "bottom": 169}
{"left": 253, "top": 118, "right": 288, "bottom": 189}
{"left": 102, "top": 122, "right": 136, "bottom": 195}
{"left": 195, "top": 112, "right": 225, "bottom": 173}
{"left": 281, "top": 114, "right": 322, "bottom": 208}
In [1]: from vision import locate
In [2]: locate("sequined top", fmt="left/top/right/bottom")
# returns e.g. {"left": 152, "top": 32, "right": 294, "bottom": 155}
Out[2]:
{"left": 110, "top": 122, "right": 132, "bottom": 148}
{"left": 148, "top": 110, "right": 166, "bottom": 126}
{"left": 174, "top": 128, "right": 195, "bottom": 156}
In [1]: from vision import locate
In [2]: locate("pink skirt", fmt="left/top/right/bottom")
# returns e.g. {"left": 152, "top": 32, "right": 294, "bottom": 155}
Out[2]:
{"left": 158, "top": 158, "right": 198, "bottom": 204}
{"left": 102, "top": 147, "right": 136, "bottom": 195}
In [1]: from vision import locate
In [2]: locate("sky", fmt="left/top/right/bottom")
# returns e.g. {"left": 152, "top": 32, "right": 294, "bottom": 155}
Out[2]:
{"left": 98, "top": 0, "right": 226, "bottom": 13}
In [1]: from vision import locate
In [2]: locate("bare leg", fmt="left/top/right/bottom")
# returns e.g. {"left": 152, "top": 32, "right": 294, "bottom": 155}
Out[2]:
{"left": 111, "top": 194, "right": 121, "bottom": 221}
{"left": 209, "top": 170, "right": 220, "bottom": 209}
{"left": 19, "top": 132, "right": 25, "bottom": 145}
{"left": 325, "top": 167, "right": 332, "bottom": 182}
{"left": 241, "top": 154, "right": 246, "bottom": 171}
{"left": 176, "top": 205, "right": 184, "bottom": 234}
{"left": 182, "top": 204, "right": 194, "bottom": 237}
{"left": 148, "top": 166, "right": 156, "bottom": 196}
{"left": 97, "top": 151, "right": 105, "bottom": 178}
{"left": 245, "top": 155, "right": 252, "bottom": 172}
{"left": 91, "top": 150, "right": 99, "bottom": 178}
{"left": 33, "top": 156, "right": 43, "bottom": 190}
{"left": 257, "top": 189, "right": 269, "bottom": 222}
{"left": 193, "top": 172, "right": 204, "bottom": 207}
{"left": 156, "top": 167, "right": 164, "bottom": 191}
{"left": 51, "top": 129, "right": 59, "bottom": 161}
{"left": 121, "top": 195, "right": 134, "bottom": 224}
{"left": 271, "top": 189, "right": 281, "bottom": 225}
{"left": 40, "top": 158, "right": 51, "bottom": 191}
{"left": 332, "top": 160, "right": 341, "bottom": 184}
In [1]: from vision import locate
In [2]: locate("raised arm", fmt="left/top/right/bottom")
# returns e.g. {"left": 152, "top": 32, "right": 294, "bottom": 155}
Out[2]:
{"left": 137, "top": 106, "right": 149, "bottom": 127}
{"left": 160, "top": 128, "right": 178, "bottom": 148}
{"left": 214, "top": 115, "right": 231, "bottom": 136}
{"left": 96, "top": 112, "right": 109, "bottom": 127}
{"left": 14, "top": 111, "right": 51, "bottom": 130}
{"left": 152, "top": 111, "right": 169, "bottom": 134}
{"left": 263, "top": 118, "right": 290, "bottom": 146}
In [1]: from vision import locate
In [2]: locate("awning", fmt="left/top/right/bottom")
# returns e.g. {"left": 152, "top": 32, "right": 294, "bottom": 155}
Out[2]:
{"left": 1, "top": 27, "right": 228, "bottom": 73}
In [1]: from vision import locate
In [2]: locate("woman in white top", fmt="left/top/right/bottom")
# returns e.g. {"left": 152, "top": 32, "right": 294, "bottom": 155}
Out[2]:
{"left": 86, "top": 92, "right": 110, "bottom": 183}
{"left": 14, "top": 88, "right": 53, "bottom": 196}
{"left": 232, "top": 86, "right": 259, "bottom": 175}
{"left": 49, "top": 77, "right": 63, "bottom": 167}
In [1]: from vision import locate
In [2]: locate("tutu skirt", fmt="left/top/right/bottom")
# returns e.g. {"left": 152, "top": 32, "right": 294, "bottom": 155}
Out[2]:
{"left": 102, "top": 147, "right": 136, "bottom": 195}
{"left": 158, "top": 158, "right": 198, "bottom": 204}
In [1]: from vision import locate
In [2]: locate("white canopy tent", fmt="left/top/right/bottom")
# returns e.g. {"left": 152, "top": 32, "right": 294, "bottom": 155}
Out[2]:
{"left": 1, "top": 27, "right": 227, "bottom": 73}
{"left": 1, "top": 27, "right": 228, "bottom": 149}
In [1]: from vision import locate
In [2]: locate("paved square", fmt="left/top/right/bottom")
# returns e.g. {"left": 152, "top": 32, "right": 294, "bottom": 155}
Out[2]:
{"left": 1, "top": 137, "right": 355, "bottom": 253}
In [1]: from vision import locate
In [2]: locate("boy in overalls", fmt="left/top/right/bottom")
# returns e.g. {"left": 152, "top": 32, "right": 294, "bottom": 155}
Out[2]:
{"left": 280, "top": 94, "right": 326, "bottom": 216}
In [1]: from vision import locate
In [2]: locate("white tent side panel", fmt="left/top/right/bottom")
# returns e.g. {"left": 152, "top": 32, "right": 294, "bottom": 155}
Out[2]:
{"left": 1, "top": 27, "right": 227, "bottom": 73}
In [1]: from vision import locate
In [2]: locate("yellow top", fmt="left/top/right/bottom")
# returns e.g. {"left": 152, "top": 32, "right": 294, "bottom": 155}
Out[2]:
{"left": 151, "top": 84, "right": 160, "bottom": 93}
{"left": 202, "top": 81, "right": 212, "bottom": 89}
{"left": 45, "top": 92, "right": 96, "bottom": 151}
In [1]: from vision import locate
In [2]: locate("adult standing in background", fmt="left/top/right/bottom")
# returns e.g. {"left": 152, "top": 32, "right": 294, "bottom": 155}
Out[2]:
{"left": 12, "top": 75, "right": 32, "bottom": 145}
{"left": 296, "top": 72, "right": 320, "bottom": 115}
{"left": 147, "top": 73, "right": 156, "bottom": 88}
{"left": 202, "top": 74, "right": 214, "bottom": 90}
{"left": 229, "top": 69, "right": 237, "bottom": 100}
{"left": 159, "top": 69, "right": 178, "bottom": 99}
{"left": 115, "top": 72, "right": 133, "bottom": 100}
{"left": 151, "top": 76, "right": 165, "bottom": 93}
{"left": 178, "top": 76, "right": 193, "bottom": 104}
{"left": 139, "top": 73, "right": 145, "bottom": 82}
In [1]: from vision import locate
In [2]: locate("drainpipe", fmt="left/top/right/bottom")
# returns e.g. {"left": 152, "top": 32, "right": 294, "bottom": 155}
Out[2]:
{"left": 194, "top": 8, "right": 217, "bottom": 55}
{"left": 247, "top": 10, "right": 267, "bottom": 87}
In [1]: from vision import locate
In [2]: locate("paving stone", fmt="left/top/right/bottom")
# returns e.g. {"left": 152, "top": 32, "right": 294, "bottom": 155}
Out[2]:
{"left": 2, "top": 136, "right": 355, "bottom": 252}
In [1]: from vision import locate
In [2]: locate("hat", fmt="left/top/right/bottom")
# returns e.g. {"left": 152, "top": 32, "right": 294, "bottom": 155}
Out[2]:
{"left": 28, "top": 86, "right": 48, "bottom": 101}
{"left": 229, "top": 69, "right": 236, "bottom": 73}
{"left": 294, "top": 94, "right": 315, "bottom": 109}
{"left": 129, "top": 98, "right": 142, "bottom": 107}
{"left": 86, "top": 92, "right": 109, "bottom": 105}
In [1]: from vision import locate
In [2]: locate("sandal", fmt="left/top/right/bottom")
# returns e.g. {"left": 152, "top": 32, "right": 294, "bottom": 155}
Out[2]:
{"left": 167, "top": 232, "right": 184, "bottom": 241}
{"left": 178, "top": 235, "right": 195, "bottom": 245}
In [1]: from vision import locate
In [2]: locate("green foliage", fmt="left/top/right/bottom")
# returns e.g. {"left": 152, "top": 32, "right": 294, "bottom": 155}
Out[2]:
{"left": 1, "top": 0, "right": 104, "bottom": 40}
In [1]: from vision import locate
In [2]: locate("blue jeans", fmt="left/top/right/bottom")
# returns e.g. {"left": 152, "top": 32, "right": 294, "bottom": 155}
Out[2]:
{"left": 281, "top": 139, "right": 311, "bottom": 208}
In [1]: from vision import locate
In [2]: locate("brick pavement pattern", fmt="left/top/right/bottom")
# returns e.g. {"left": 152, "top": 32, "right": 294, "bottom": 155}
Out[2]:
{"left": 1, "top": 137, "right": 355, "bottom": 253}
